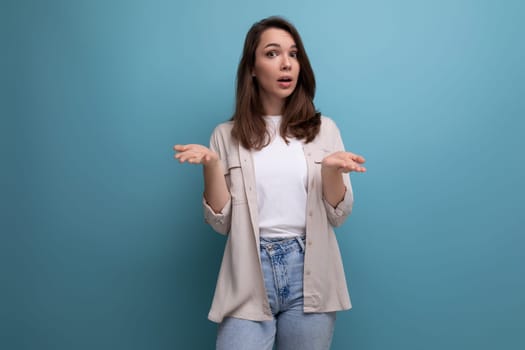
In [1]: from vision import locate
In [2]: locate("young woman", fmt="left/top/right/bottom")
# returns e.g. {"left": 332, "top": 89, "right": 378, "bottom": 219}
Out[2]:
{"left": 174, "top": 16, "right": 366, "bottom": 350}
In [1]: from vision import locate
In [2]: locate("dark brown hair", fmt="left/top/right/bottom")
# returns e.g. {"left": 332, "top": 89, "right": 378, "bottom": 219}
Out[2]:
{"left": 231, "top": 16, "right": 321, "bottom": 150}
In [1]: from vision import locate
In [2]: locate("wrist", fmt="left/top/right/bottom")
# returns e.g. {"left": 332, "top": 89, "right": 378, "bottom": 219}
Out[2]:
{"left": 203, "top": 157, "right": 221, "bottom": 170}
{"left": 321, "top": 164, "right": 341, "bottom": 176}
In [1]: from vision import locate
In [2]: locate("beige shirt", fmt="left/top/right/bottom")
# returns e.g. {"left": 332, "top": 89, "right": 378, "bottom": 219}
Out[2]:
{"left": 203, "top": 116, "right": 354, "bottom": 323}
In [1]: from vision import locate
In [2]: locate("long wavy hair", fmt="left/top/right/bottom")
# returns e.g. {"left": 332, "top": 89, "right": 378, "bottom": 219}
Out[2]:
{"left": 231, "top": 16, "right": 321, "bottom": 150}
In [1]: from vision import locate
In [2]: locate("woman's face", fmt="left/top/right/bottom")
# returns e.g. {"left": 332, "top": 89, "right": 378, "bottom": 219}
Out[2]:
{"left": 252, "top": 28, "right": 300, "bottom": 112}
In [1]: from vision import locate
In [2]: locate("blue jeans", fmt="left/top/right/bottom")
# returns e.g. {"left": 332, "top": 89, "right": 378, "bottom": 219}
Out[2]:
{"left": 216, "top": 236, "right": 336, "bottom": 350}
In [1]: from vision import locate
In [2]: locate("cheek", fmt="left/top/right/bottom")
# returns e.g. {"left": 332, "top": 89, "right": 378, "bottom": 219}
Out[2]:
{"left": 255, "top": 68, "right": 276, "bottom": 87}
{"left": 256, "top": 62, "right": 274, "bottom": 76}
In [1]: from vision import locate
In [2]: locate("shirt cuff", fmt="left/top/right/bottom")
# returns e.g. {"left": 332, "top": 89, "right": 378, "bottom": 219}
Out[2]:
{"left": 323, "top": 186, "right": 352, "bottom": 217}
{"left": 203, "top": 197, "right": 232, "bottom": 225}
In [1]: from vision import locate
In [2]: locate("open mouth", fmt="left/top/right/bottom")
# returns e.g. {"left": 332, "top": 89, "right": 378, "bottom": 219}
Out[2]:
{"left": 277, "top": 77, "right": 292, "bottom": 82}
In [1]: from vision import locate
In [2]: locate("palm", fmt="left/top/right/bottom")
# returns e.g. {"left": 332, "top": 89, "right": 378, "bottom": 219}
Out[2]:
{"left": 322, "top": 151, "right": 366, "bottom": 173}
{"left": 173, "top": 144, "right": 219, "bottom": 166}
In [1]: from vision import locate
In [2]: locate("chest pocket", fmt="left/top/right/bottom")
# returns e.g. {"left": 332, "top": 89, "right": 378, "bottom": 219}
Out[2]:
{"left": 225, "top": 155, "right": 248, "bottom": 205}
{"left": 311, "top": 148, "right": 332, "bottom": 164}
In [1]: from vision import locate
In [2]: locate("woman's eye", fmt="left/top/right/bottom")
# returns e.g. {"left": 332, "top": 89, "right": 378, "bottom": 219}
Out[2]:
{"left": 290, "top": 51, "right": 298, "bottom": 58}
{"left": 266, "top": 51, "right": 278, "bottom": 57}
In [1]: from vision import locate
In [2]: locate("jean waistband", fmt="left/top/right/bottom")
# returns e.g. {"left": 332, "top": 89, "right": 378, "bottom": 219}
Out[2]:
{"left": 260, "top": 236, "right": 306, "bottom": 253}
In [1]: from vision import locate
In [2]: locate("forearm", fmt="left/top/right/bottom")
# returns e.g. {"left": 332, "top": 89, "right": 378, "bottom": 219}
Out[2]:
{"left": 203, "top": 161, "right": 230, "bottom": 213}
{"left": 321, "top": 167, "right": 346, "bottom": 208}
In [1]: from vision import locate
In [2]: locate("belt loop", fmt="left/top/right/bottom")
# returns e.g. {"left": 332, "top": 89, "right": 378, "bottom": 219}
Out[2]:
{"left": 295, "top": 236, "right": 305, "bottom": 253}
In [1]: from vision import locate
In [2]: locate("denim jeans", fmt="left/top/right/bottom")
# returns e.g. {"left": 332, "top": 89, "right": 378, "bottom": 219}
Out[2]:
{"left": 216, "top": 236, "right": 336, "bottom": 350}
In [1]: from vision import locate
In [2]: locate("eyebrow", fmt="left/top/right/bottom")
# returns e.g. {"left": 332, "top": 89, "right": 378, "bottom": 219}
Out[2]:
{"left": 263, "top": 43, "right": 297, "bottom": 49}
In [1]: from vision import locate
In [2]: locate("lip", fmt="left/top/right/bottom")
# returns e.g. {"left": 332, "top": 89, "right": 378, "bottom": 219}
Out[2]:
{"left": 277, "top": 75, "right": 294, "bottom": 88}
{"left": 278, "top": 81, "right": 293, "bottom": 88}
{"left": 277, "top": 75, "right": 293, "bottom": 82}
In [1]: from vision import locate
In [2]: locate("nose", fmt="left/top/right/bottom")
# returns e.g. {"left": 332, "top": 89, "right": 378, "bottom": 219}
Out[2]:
{"left": 281, "top": 56, "right": 291, "bottom": 71}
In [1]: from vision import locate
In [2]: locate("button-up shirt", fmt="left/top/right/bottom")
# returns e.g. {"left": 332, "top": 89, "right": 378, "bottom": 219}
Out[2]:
{"left": 203, "top": 116, "right": 354, "bottom": 323}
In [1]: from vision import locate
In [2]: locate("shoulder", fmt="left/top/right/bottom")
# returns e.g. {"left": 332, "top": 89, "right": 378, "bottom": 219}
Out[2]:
{"left": 209, "top": 120, "right": 237, "bottom": 152}
{"left": 319, "top": 115, "right": 341, "bottom": 135}
{"left": 308, "top": 115, "right": 345, "bottom": 150}
{"left": 210, "top": 120, "right": 234, "bottom": 142}
{"left": 212, "top": 120, "right": 234, "bottom": 135}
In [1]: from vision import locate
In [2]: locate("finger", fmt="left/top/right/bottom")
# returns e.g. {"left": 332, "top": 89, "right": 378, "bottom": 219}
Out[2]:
{"left": 175, "top": 151, "right": 190, "bottom": 160}
{"left": 188, "top": 157, "right": 203, "bottom": 164}
{"left": 355, "top": 156, "right": 366, "bottom": 164}
{"left": 174, "top": 144, "right": 187, "bottom": 151}
{"left": 177, "top": 155, "right": 189, "bottom": 163}
{"left": 351, "top": 166, "right": 367, "bottom": 173}
{"left": 348, "top": 153, "right": 365, "bottom": 163}
{"left": 349, "top": 161, "right": 366, "bottom": 172}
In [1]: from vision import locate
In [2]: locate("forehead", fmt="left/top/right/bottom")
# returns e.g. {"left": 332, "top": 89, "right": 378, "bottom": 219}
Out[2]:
{"left": 258, "top": 28, "right": 296, "bottom": 48}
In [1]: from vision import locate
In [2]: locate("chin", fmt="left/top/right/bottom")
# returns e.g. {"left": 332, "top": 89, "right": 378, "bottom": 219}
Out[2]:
{"left": 279, "top": 90, "right": 295, "bottom": 99}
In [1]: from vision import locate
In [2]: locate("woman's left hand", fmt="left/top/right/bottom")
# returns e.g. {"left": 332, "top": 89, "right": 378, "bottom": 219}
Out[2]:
{"left": 322, "top": 151, "right": 367, "bottom": 173}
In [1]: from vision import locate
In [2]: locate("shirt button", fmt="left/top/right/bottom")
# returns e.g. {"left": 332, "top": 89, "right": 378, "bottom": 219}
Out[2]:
{"left": 308, "top": 241, "right": 313, "bottom": 246}
{"left": 308, "top": 211, "right": 313, "bottom": 217}
{"left": 305, "top": 270, "right": 311, "bottom": 276}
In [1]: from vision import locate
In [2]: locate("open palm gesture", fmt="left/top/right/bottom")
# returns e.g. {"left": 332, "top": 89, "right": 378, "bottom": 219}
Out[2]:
{"left": 322, "top": 151, "right": 366, "bottom": 173}
{"left": 173, "top": 144, "right": 219, "bottom": 166}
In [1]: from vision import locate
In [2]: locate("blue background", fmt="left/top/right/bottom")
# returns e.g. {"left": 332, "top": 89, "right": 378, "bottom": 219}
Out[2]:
{"left": 2, "top": 0, "right": 524, "bottom": 349}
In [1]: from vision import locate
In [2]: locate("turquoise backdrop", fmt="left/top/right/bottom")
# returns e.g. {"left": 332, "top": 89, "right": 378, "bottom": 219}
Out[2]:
{"left": 2, "top": 0, "right": 524, "bottom": 349}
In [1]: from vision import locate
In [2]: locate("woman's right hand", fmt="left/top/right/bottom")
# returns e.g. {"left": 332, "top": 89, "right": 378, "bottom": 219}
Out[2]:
{"left": 173, "top": 144, "right": 219, "bottom": 166}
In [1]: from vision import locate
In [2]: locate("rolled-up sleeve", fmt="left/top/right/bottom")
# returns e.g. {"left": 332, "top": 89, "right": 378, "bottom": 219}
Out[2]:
{"left": 202, "top": 125, "right": 233, "bottom": 235}
{"left": 322, "top": 117, "right": 354, "bottom": 227}
{"left": 323, "top": 178, "right": 353, "bottom": 227}
{"left": 203, "top": 197, "right": 232, "bottom": 235}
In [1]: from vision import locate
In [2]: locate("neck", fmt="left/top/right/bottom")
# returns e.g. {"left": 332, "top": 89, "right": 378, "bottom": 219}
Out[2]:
{"left": 260, "top": 93, "right": 285, "bottom": 116}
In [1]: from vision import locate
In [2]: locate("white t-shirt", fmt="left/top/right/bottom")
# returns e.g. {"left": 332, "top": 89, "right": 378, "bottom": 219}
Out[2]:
{"left": 252, "top": 116, "right": 307, "bottom": 238}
